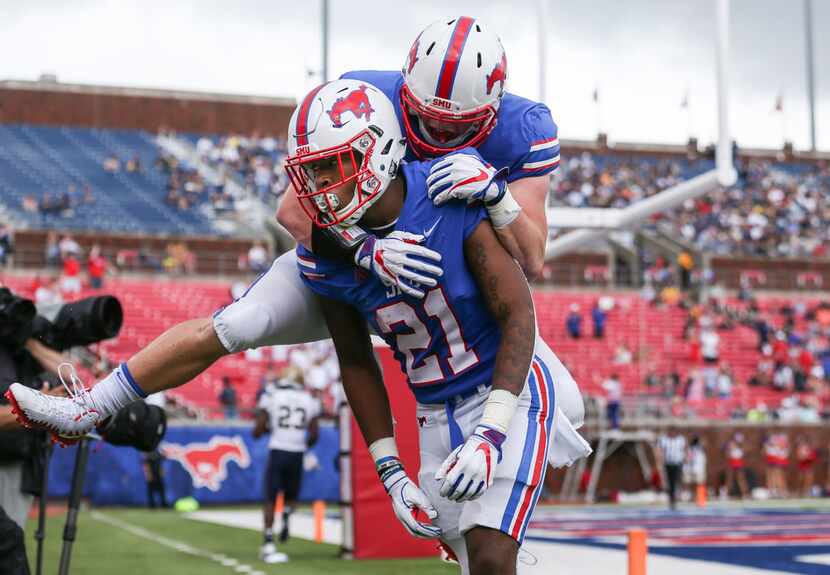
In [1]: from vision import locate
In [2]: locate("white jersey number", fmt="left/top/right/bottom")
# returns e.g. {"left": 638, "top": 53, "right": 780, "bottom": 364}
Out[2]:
{"left": 375, "top": 288, "right": 478, "bottom": 385}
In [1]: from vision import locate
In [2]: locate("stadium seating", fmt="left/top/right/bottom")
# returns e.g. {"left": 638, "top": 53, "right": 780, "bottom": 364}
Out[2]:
{"left": 0, "top": 124, "right": 216, "bottom": 235}
{"left": 3, "top": 274, "right": 819, "bottom": 419}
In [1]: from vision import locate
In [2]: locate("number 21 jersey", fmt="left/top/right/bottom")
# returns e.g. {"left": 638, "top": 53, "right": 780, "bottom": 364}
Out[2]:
{"left": 297, "top": 153, "right": 506, "bottom": 405}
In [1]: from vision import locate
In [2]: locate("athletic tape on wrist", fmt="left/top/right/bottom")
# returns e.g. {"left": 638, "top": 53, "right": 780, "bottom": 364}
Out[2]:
{"left": 369, "top": 437, "right": 399, "bottom": 464}
{"left": 479, "top": 389, "right": 519, "bottom": 434}
{"left": 486, "top": 185, "right": 521, "bottom": 229}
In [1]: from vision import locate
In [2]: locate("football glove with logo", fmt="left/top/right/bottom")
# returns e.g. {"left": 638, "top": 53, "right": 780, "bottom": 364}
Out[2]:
{"left": 354, "top": 231, "right": 443, "bottom": 299}
{"left": 434, "top": 424, "right": 506, "bottom": 502}
{"left": 377, "top": 456, "right": 442, "bottom": 539}
{"left": 426, "top": 153, "right": 520, "bottom": 229}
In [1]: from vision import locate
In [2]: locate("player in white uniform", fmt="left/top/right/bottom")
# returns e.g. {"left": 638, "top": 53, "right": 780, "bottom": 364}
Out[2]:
{"left": 253, "top": 368, "right": 321, "bottom": 563}
{"left": 6, "top": 18, "right": 585, "bottom": 477}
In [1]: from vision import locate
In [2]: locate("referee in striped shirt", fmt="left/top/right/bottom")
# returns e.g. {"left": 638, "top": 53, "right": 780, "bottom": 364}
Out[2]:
{"left": 658, "top": 428, "right": 687, "bottom": 510}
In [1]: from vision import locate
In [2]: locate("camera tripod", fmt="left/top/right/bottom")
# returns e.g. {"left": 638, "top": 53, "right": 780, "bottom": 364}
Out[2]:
{"left": 34, "top": 437, "right": 92, "bottom": 575}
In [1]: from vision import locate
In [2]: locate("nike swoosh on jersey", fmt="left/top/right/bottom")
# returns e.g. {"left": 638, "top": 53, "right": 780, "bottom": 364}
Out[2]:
{"left": 423, "top": 216, "right": 443, "bottom": 238}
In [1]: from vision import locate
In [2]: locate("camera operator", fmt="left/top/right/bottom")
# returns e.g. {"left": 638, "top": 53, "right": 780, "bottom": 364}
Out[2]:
{"left": 0, "top": 332, "right": 71, "bottom": 575}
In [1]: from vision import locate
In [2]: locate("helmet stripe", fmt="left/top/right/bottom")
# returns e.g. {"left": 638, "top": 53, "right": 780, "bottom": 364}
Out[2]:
{"left": 435, "top": 17, "right": 475, "bottom": 101}
{"left": 295, "top": 83, "right": 327, "bottom": 147}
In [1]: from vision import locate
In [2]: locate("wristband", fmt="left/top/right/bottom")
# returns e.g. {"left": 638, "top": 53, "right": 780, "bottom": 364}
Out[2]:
{"left": 486, "top": 185, "right": 521, "bottom": 229}
{"left": 369, "top": 437, "right": 399, "bottom": 464}
{"left": 479, "top": 389, "right": 519, "bottom": 434}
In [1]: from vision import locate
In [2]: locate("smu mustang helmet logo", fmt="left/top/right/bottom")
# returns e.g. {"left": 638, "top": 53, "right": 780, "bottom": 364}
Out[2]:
{"left": 327, "top": 84, "right": 374, "bottom": 128}
{"left": 406, "top": 34, "right": 421, "bottom": 74}
{"left": 485, "top": 53, "right": 507, "bottom": 95}
{"left": 162, "top": 435, "right": 251, "bottom": 492}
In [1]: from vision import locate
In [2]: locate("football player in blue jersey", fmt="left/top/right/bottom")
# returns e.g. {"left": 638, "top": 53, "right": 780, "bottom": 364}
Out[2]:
{"left": 286, "top": 78, "right": 568, "bottom": 575}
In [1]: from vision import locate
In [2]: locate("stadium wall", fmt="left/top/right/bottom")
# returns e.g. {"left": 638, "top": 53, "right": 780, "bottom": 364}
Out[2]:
{"left": 548, "top": 424, "right": 830, "bottom": 499}
{"left": 0, "top": 80, "right": 294, "bottom": 134}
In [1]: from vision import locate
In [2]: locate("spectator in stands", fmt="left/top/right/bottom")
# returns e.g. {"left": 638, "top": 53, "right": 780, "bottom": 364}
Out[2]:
{"left": 87, "top": 244, "right": 107, "bottom": 289}
{"left": 591, "top": 300, "right": 607, "bottom": 339}
{"left": 601, "top": 374, "right": 622, "bottom": 429}
{"left": 44, "top": 232, "right": 61, "bottom": 267}
{"left": 22, "top": 194, "right": 38, "bottom": 213}
{"left": 657, "top": 428, "right": 687, "bottom": 510}
{"left": 82, "top": 184, "right": 95, "bottom": 204}
{"left": 61, "top": 254, "right": 82, "bottom": 298}
{"left": 716, "top": 365, "right": 733, "bottom": 398}
{"left": 126, "top": 154, "right": 142, "bottom": 173}
{"left": 795, "top": 435, "right": 818, "bottom": 497}
{"left": 613, "top": 343, "right": 633, "bottom": 365}
{"left": 677, "top": 251, "right": 694, "bottom": 290}
{"left": 58, "top": 234, "right": 80, "bottom": 260}
{"left": 218, "top": 377, "right": 238, "bottom": 419}
{"left": 103, "top": 154, "right": 121, "bottom": 173}
{"left": 34, "top": 275, "right": 63, "bottom": 306}
{"left": 247, "top": 241, "right": 269, "bottom": 273}
{"left": 0, "top": 224, "right": 13, "bottom": 266}
{"left": 699, "top": 327, "right": 720, "bottom": 365}
{"left": 566, "top": 303, "right": 582, "bottom": 339}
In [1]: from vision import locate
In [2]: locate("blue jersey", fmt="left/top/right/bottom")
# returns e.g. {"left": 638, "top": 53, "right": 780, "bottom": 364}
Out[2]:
{"left": 340, "top": 70, "right": 560, "bottom": 182}
{"left": 297, "top": 156, "right": 502, "bottom": 404}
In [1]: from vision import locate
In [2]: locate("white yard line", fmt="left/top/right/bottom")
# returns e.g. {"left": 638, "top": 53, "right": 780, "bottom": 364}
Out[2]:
{"left": 90, "top": 511, "right": 266, "bottom": 575}
{"left": 186, "top": 509, "right": 342, "bottom": 546}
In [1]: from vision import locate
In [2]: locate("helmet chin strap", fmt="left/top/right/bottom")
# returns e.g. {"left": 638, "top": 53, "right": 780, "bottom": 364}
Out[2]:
{"left": 416, "top": 116, "right": 477, "bottom": 149}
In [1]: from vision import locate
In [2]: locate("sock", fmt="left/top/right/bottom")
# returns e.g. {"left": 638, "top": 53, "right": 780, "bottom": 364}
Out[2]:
{"left": 264, "top": 528, "right": 274, "bottom": 543}
{"left": 88, "top": 363, "right": 147, "bottom": 417}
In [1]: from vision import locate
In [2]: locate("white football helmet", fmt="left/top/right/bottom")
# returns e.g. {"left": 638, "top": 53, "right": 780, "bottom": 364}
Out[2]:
{"left": 285, "top": 80, "right": 406, "bottom": 228}
{"left": 401, "top": 16, "right": 507, "bottom": 158}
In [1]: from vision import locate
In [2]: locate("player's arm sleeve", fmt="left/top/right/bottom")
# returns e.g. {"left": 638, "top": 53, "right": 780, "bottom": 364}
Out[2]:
{"left": 318, "top": 295, "right": 395, "bottom": 445}
{"left": 310, "top": 225, "right": 361, "bottom": 264}
{"left": 507, "top": 104, "right": 560, "bottom": 183}
{"left": 463, "top": 220, "right": 535, "bottom": 397}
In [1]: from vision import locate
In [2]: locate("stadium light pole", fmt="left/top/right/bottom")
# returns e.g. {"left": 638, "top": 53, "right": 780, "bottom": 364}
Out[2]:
{"left": 805, "top": 0, "right": 817, "bottom": 152}
{"left": 538, "top": 0, "right": 548, "bottom": 104}
{"left": 322, "top": 0, "right": 329, "bottom": 82}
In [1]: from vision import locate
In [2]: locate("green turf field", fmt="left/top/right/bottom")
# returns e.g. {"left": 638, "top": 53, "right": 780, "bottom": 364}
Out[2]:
{"left": 25, "top": 508, "right": 457, "bottom": 575}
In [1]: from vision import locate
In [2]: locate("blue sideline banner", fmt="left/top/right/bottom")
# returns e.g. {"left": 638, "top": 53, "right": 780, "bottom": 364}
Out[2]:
{"left": 46, "top": 424, "right": 340, "bottom": 506}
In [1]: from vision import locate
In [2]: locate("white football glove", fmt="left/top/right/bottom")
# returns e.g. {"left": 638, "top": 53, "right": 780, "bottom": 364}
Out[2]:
{"left": 378, "top": 458, "right": 441, "bottom": 539}
{"left": 426, "top": 153, "right": 506, "bottom": 206}
{"left": 435, "top": 425, "right": 506, "bottom": 502}
{"left": 355, "top": 231, "right": 443, "bottom": 299}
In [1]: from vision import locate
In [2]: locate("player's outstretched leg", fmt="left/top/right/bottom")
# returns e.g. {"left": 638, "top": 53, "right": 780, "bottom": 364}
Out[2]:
{"left": 465, "top": 526, "right": 519, "bottom": 575}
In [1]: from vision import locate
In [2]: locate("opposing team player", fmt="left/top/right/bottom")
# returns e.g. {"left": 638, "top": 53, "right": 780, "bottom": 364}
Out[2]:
{"left": 5, "top": 17, "right": 583, "bottom": 466}
{"left": 287, "top": 78, "right": 562, "bottom": 575}
{"left": 253, "top": 367, "right": 321, "bottom": 563}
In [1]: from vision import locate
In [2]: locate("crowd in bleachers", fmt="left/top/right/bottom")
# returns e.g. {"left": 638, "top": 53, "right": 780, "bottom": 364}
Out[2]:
{"left": 552, "top": 153, "right": 830, "bottom": 259}
{"left": 670, "top": 159, "right": 830, "bottom": 258}
{"left": 192, "top": 133, "right": 290, "bottom": 206}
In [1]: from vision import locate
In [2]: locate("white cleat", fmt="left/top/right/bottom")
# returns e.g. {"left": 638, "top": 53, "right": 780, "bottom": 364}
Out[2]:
{"left": 260, "top": 543, "right": 277, "bottom": 558}
{"left": 5, "top": 382, "right": 100, "bottom": 446}
{"left": 262, "top": 552, "right": 289, "bottom": 564}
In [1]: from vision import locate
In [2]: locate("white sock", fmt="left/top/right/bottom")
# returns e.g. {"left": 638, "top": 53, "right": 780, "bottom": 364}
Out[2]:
{"left": 88, "top": 363, "right": 146, "bottom": 417}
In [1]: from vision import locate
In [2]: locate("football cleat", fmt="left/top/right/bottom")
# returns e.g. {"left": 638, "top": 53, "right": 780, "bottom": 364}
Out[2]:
{"left": 4, "top": 364, "right": 100, "bottom": 446}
